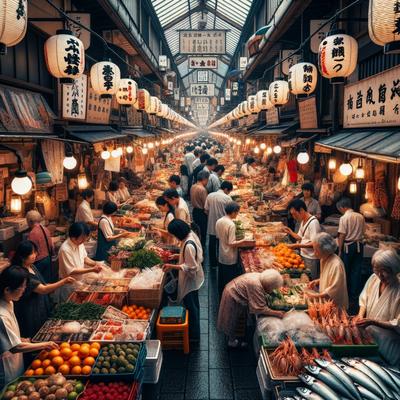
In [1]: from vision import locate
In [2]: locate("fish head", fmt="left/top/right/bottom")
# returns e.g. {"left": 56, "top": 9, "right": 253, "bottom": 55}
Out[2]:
{"left": 341, "top": 357, "right": 357, "bottom": 366}
{"left": 334, "top": 361, "right": 348, "bottom": 370}
{"left": 314, "top": 358, "right": 330, "bottom": 368}
{"left": 299, "top": 374, "right": 315, "bottom": 385}
{"left": 297, "top": 387, "right": 313, "bottom": 395}
{"left": 304, "top": 365, "right": 321, "bottom": 375}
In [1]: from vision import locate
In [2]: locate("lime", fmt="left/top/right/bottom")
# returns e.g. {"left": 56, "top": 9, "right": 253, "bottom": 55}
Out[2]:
{"left": 75, "top": 383, "right": 84, "bottom": 393}
{"left": 68, "top": 392, "right": 78, "bottom": 400}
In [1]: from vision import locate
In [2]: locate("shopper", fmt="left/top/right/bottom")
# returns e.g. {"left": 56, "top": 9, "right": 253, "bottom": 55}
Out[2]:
{"left": 215, "top": 202, "right": 256, "bottom": 295}
{"left": 168, "top": 175, "right": 184, "bottom": 197}
{"left": 203, "top": 157, "right": 221, "bottom": 193}
{"left": 163, "top": 188, "right": 191, "bottom": 224}
{"left": 214, "top": 165, "right": 225, "bottom": 182}
{"left": 192, "top": 148, "right": 202, "bottom": 170}
{"left": 190, "top": 170, "right": 209, "bottom": 248}
{"left": 75, "top": 188, "right": 97, "bottom": 228}
{"left": 355, "top": 249, "right": 400, "bottom": 366}
{"left": 94, "top": 201, "right": 129, "bottom": 261}
{"left": 204, "top": 181, "right": 233, "bottom": 268}
{"left": 117, "top": 177, "right": 131, "bottom": 203}
{"left": 217, "top": 269, "right": 284, "bottom": 348}
{"left": 284, "top": 199, "right": 321, "bottom": 279}
{"left": 58, "top": 222, "right": 104, "bottom": 302}
{"left": 0, "top": 266, "right": 59, "bottom": 387}
{"left": 163, "top": 219, "right": 204, "bottom": 341}
{"left": 155, "top": 196, "right": 176, "bottom": 245}
{"left": 13, "top": 241, "right": 75, "bottom": 337}
{"left": 300, "top": 183, "right": 321, "bottom": 220}
{"left": 26, "top": 210, "right": 54, "bottom": 283}
{"left": 184, "top": 145, "right": 196, "bottom": 175}
{"left": 240, "top": 157, "right": 257, "bottom": 177}
{"left": 180, "top": 165, "right": 189, "bottom": 197}
{"left": 192, "top": 153, "right": 211, "bottom": 184}
{"left": 307, "top": 232, "right": 348, "bottom": 309}
{"left": 106, "top": 181, "right": 121, "bottom": 204}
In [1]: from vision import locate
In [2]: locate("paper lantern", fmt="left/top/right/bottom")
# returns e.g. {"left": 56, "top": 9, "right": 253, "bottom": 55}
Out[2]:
{"left": 369, "top": 0, "right": 400, "bottom": 53}
{"left": 288, "top": 62, "right": 318, "bottom": 97}
{"left": 10, "top": 195, "right": 22, "bottom": 214}
{"left": 11, "top": 170, "right": 32, "bottom": 195}
{"left": 256, "top": 90, "right": 273, "bottom": 110}
{"left": 158, "top": 104, "right": 169, "bottom": 118}
{"left": 269, "top": 80, "right": 290, "bottom": 107}
{"left": 339, "top": 161, "right": 353, "bottom": 176}
{"left": 349, "top": 181, "right": 357, "bottom": 194}
{"left": 137, "top": 89, "right": 151, "bottom": 112}
{"left": 328, "top": 158, "right": 336, "bottom": 170}
{"left": 90, "top": 61, "right": 121, "bottom": 98}
{"left": 116, "top": 78, "right": 138, "bottom": 106}
{"left": 44, "top": 30, "right": 85, "bottom": 84}
{"left": 0, "top": 0, "right": 28, "bottom": 55}
{"left": 318, "top": 31, "right": 358, "bottom": 84}
{"left": 148, "top": 96, "right": 159, "bottom": 114}
{"left": 297, "top": 150, "right": 309, "bottom": 164}
{"left": 247, "top": 95, "right": 260, "bottom": 114}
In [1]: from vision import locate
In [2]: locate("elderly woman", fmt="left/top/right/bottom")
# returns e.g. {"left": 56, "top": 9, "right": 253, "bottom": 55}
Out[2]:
{"left": 217, "top": 269, "right": 284, "bottom": 348}
{"left": 117, "top": 177, "right": 131, "bottom": 203}
{"left": 306, "top": 232, "right": 349, "bottom": 310}
{"left": 26, "top": 210, "right": 54, "bottom": 283}
{"left": 355, "top": 249, "right": 400, "bottom": 366}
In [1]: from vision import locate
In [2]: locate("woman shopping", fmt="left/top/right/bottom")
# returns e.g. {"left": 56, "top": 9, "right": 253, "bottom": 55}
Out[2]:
{"left": 154, "top": 196, "right": 176, "bottom": 245}
{"left": 163, "top": 219, "right": 204, "bottom": 341}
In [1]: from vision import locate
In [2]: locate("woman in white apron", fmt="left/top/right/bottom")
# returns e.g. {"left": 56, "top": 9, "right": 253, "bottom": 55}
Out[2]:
{"left": 0, "top": 266, "right": 59, "bottom": 387}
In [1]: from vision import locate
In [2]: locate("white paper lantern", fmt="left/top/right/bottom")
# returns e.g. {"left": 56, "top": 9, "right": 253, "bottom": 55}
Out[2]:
{"left": 44, "top": 30, "right": 85, "bottom": 84}
{"left": 116, "top": 78, "right": 138, "bottom": 106}
{"left": 90, "top": 61, "right": 121, "bottom": 98}
{"left": 137, "top": 89, "right": 151, "bottom": 112}
{"left": 148, "top": 96, "right": 159, "bottom": 114}
{"left": 247, "top": 95, "right": 260, "bottom": 114}
{"left": 288, "top": 62, "right": 318, "bottom": 97}
{"left": 297, "top": 150, "right": 310, "bottom": 164}
{"left": 11, "top": 171, "right": 32, "bottom": 195}
{"left": 339, "top": 161, "right": 353, "bottom": 176}
{"left": 269, "top": 80, "right": 290, "bottom": 107}
{"left": 273, "top": 145, "right": 282, "bottom": 154}
{"left": 318, "top": 31, "right": 358, "bottom": 84}
{"left": 0, "top": 0, "right": 28, "bottom": 55}
{"left": 256, "top": 90, "right": 273, "bottom": 110}
{"left": 369, "top": 0, "right": 400, "bottom": 53}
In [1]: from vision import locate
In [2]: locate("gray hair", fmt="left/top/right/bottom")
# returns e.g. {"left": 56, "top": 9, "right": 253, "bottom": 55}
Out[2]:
{"left": 260, "top": 269, "right": 283, "bottom": 293}
{"left": 372, "top": 249, "right": 400, "bottom": 276}
{"left": 26, "top": 210, "right": 43, "bottom": 226}
{"left": 314, "top": 232, "right": 337, "bottom": 256}
{"left": 197, "top": 170, "right": 210, "bottom": 181}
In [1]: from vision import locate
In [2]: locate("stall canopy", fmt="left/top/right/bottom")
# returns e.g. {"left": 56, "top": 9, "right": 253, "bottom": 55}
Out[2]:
{"left": 123, "top": 128, "right": 155, "bottom": 138}
{"left": 316, "top": 129, "right": 400, "bottom": 163}
{"left": 65, "top": 125, "right": 126, "bottom": 143}
{"left": 250, "top": 122, "right": 298, "bottom": 137}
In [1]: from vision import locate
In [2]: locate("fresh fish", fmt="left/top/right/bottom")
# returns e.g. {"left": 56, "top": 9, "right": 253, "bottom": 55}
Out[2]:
{"left": 383, "top": 367, "right": 400, "bottom": 393}
{"left": 299, "top": 374, "right": 338, "bottom": 400}
{"left": 335, "top": 361, "right": 385, "bottom": 399}
{"left": 355, "top": 383, "right": 383, "bottom": 400}
{"left": 387, "top": 367, "right": 400, "bottom": 376}
{"left": 359, "top": 359, "right": 400, "bottom": 394}
{"left": 315, "top": 359, "right": 363, "bottom": 400}
{"left": 342, "top": 357, "right": 396, "bottom": 399}
{"left": 304, "top": 364, "right": 357, "bottom": 400}
{"left": 296, "top": 387, "right": 324, "bottom": 400}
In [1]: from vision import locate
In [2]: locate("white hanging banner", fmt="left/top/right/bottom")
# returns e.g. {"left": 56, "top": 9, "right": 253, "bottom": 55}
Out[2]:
{"left": 190, "top": 83, "right": 215, "bottom": 97}
{"left": 239, "top": 57, "right": 248, "bottom": 70}
{"left": 62, "top": 74, "right": 87, "bottom": 121}
{"left": 179, "top": 30, "right": 226, "bottom": 54}
{"left": 174, "top": 88, "right": 180, "bottom": 100}
{"left": 310, "top": 19, "right": 329, "bottom": 54}
{"left": 225, "top": 88, "right": 231, "bottom": 101}
{"left": 280, "top": 50, "right": 301, "bottom": 75}
{"left": 159, "top": 55, "right": 168, "bottom": 70}
{"left": 197, "top": 70, "right": 209, "bottom": 82}
{"left": 66, "top": 13, "right": 91, "bottom": 50}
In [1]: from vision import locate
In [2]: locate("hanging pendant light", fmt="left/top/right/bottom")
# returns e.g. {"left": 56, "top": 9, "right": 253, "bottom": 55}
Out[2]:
{"left": 355, "top": 159, "right": 365, "bottom": 180}
{"left": 0, "top": 0, "right": 28, "bottom": 55}
{"left": 247, "top": 95, "right": 260, "bottom": 114}
{"left": 63, "top": 144, "right": 77, "bottom": 170}
{"left": 126, "top": 145, "right": 133, "bottom": 154}
{"left": 142, "top": 147, "right": 148, "bottom": 155}
{"left": 101, "top": 148, "right": 110, "bottom": 160}
{"left": 10, "top": 195, "right": 22, "bottom": 214}
{"left": 44, "top": 30, "right": 85, "bottom": 84}
{"left": 339, "top": 158, "right": 353, "bottom": 176}
{"left": 269, "top": 79, "right": 290, "bottom": 107}
{"left": 254, "top": 146, "right": 260, "bottom": 154}
{"left": 273, "top": 145, "right": 282, "bottom": 154}
{"left": 288, "top": 62, "right": 318, "bottom": 97}
{"left": 349, "top": 181, "right": 357, "bottom": 194}
{"left": 116, "top": 78, "right": 138, "bottom": 106}
{"left": 328, "top": 158, "right": 337, "bottom": 170}
{"left": 111, "top": 147, "right": 120, "bottom": 158}
{"left": 11, "top": 170, "right": 32, "bottom": 195}
{"left": 260, "top": 143, "right": 267, "bottom": 150}
{"left": 90, "top": 60, "right": 121, "bottom": 98}
{"left": 245, "top": 138, "right": 251, "bottom": 145}
{"left": 137, "top": 89, "right": 151, "bottom": 112}
{"left": 297, "top": 147, "right": 310, "bottom": 164}
{"left": 77, "top": 173, "right": 88, "bottom": 190}
{"left": 267, "top": 147, "right": 273, "bottom": 155}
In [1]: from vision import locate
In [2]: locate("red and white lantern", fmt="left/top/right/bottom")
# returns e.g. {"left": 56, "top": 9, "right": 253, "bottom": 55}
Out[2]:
{"left": 116, "top": 78, "right": 138, "bottom": 106}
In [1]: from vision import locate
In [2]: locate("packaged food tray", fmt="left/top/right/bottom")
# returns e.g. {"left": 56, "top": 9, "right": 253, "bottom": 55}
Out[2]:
{"left": 89, "top": 319, "right": 149, "bottom": 342}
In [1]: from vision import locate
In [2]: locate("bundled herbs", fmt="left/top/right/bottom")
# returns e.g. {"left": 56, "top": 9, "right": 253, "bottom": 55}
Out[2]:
{"left": 234, "top": 220, "right": 245, "bottom": 240}
{"left": 51, "top": 302, "right": 106, "bottom": 320}
{"left": 126, "top": 248, "right": 162, "bottom": 269}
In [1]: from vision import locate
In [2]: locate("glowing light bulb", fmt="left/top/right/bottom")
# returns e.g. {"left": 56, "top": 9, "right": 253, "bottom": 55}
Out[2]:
{"left": 101, "top": 149, "right": 110, "bottom": 160}
{"left": 126, "top": 145, "right": 133, "bottom": 154}
{"left": 111, "top": 149, "right": 120, "bottom": 158}
{"left": 142, "top": 147, "right": 148, "bottom": 155}
{"left": 148, "top": 142, "right": 154, "bottom": 149}
{"left": 63, "top": 155, "right": 77, "bottom": 170}
{"left": 260, "top": 143, "right": 267, "bottom": 150}
{"left": 245, "top": 138, "right": 250, "bottom": 145}
{"left": 297, "top": 151, "right": 309, "bottom": 164}
{"left": 267, "top": 147, "right": 273, "bottom": 155}
{"left": 328, "top": 158, "right": 336, "bottom": 170}
{"left": 273, "top": 145, "right": 281, "bottom": 154}
{"left": 254, "top": 146, "right": 260, "bottom": 154}
{"left": 355, "top": 167, "right": 365, "bottom": 180}
{"left": 349, "top": 181, "right": 357, "bottom": 194}
{"left": 339, "top": 162, "right": 353, "bottom": 176}
{"left": 11, "top": 171, "right": 32, "bottom": 195}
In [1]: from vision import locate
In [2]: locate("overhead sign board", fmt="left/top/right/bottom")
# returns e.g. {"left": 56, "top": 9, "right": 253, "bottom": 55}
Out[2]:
{"left": 197, "top": 70, "right": 209, "bottom": 82}
{"left": 188, "top": 56, "right": 218, "bottom": 69}
{"left": 281, "top": 50, "right": 301, "bottom": 75}
{"left": 190, "top": 83, "right": 215, "bottom": 97}
{"left": 193, "top": 97, "right": 210, "bottom": 104}
{"left": 239, "top": 57, "right": 248, "bottom": 70}
{"left": 310, "top": 20, "right": 329, "bottom": 54}
{"left": 179, "top": 30, "right": 226, "bottom": 54}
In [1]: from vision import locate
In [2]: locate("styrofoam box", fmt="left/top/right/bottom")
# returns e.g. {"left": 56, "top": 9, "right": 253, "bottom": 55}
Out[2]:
{"left": 257, "top": 355, "right": 272, "bottom": 400}
{"left": 0, "top": 225, "right": 15, "bottom": 240}
{"left": 144, "top": 340, "right": 162, "bottom": 384}
{"left": 2, "top": 217, "right": 28, "bottom": 232}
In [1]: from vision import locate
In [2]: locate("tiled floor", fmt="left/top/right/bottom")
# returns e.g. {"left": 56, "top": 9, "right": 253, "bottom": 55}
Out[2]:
{"left": 142, "top": 263, "right": 263, "bottom": 400}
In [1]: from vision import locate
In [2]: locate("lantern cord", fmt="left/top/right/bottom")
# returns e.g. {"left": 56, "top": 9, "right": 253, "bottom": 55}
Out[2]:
{"left": 43, "top": 0, "right": 157, "bottom": 86}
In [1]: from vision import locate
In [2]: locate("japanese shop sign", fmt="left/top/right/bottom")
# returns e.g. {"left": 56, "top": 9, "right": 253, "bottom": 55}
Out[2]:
{"left": 310, "top": 20, "right": 328, "bottom": 53}
{"left": 179, "top": 30, "right": 226, "bottom": 54}
{"left": 86, "top": 79, "right": 112, "bottom": 124}
{"left": 298, "top": 96, "right": 318, "bottom": 129}
{"left": 190, "top": 83, "right": 215, "bottom": 97}
{"left": 193, "top": 97, "right": 209, "bottom": 104}
{"left": 266, "top": 107, "right": 279, "bottom": 126}
{"left": 225, "top": 88, "right": 231, "bottom": 101}
{"left": 281, "top": 50, "right": 301, "bottom": 75}
{"left": 188, "top": 56, "right": 218, "bottom": 69}
{"left": 159, "top": 55, "right": 168, "bottom": 71}
{"left": 194, "top": 103, "right": 209, "bottom": 110}
{"left": 232, "top": 82, "right": 239, "bottom": 96}
{"left": 343, "top": 65, "right": 400, "bottom": 128}
{"left": 239, "top": 57, "right": 248, "bottom": 70}
{"left": 197, "top": 70, "right": 209, "bottom": 82}
{"left": 66, "top": 13, "right": 91, "bottom": 50}
{"left": 62, "top": 74, "right": 87, "bottom": 121}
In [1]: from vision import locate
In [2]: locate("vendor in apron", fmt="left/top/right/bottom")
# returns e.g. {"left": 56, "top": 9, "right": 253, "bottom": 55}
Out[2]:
{"left": 94, "top": 201, "right": 129, "bottom": 261}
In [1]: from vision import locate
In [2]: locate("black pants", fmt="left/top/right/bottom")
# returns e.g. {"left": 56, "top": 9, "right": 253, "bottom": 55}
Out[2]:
{"left": 218, "top": 263, "right": 240, "bottom": 296}
{"left": 208, "top": 234, "right": 218, "bottom": 268}
{"left": 193, "top": 208, "right": 208, "bottom": 248}
{"left": 183, "top": 290, "right": 200, "bottom": 340}
{"left": 341, "top": 242, "right": 364, "bottom": 304}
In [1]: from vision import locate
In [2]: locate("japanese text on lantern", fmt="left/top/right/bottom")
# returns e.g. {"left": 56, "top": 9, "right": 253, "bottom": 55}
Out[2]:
{"left": 64, "top": 38, "right": 81, "bottom": 76}
{"left": 103, "top": 65, "right": 114, "bottom": 90}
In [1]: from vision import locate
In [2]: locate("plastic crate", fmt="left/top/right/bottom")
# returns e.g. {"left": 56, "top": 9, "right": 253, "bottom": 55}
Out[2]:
{"left": 143, "top": 340, "right": 163, "bottom": 384}
{"left": 77, "top": 381, "right": 138, "bottom": 400}
{"left": 128, "top": 272, "right": 165, "bottom": 309}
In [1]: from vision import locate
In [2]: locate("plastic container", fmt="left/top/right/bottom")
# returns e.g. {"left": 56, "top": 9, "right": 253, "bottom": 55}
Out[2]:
{"left": 128, "top": 273, "right": 166, "bottom": 309}
{"left": 143, "top": 340, "right": 163, "bottom": 384}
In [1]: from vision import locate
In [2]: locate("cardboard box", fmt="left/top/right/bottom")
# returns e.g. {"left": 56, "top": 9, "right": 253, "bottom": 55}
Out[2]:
{"left": 373, "top": 217, "right": 391, "bottom": 235}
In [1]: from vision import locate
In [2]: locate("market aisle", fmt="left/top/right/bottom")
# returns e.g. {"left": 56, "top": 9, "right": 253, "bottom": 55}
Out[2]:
{"left": 143, "top": 259, "right": 263, "bottom": 400}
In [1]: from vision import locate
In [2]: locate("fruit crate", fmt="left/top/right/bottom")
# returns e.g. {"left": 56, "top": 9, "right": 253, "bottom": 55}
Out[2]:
{"left": 90, "top": 342, "right": 147, "bottom": 382}
{"left": 77, "top": 381, "right": 140, "bottom": 400}
{"left": 89, "top": 319, "right": 149, "bottom": 342}
{"left": 89, "top": 292, "right": 127, "bottom": 309}
{"left": 128, "top": 272, "right": 166, "bottom": 309}
{"left": 68, "top": 291, "right": 93, "bottom": 304}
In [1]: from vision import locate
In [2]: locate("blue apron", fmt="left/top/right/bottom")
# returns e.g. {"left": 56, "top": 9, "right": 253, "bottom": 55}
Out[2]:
{"left": 94, "top": 217, "right": 117, "bottom": 261}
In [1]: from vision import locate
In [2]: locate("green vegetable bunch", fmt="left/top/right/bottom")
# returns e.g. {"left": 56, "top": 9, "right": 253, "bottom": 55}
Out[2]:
{"left": 51, "top": 302, "right": 106, "bottom": 320}
{"left": 125, "top": 248, "right": 162, "bottom": 269}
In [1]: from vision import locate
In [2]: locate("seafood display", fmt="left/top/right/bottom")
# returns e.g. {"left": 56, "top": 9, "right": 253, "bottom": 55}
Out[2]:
{"left": 267, "top": 284, "right": 308, "bottom": 310}
{"left": 76, "top": 279, "right": 131, "bottom": 293}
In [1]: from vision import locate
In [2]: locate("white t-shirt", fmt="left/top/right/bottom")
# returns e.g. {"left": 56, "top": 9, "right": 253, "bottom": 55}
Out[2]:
{"left": 205, "top": 190, "right": 232, "bottom": 235}
{"left": 106, "top": 191, "right": 120, "bottom": 204}
{"left": 175, "top": 197, "right": 191, "bottom": 223}
{"left": 58, "top": 238, "right": 88, "bottom": 278}
{"left": 215, "top": 216, "right": 237, "bottom": 265}
{"left": 338, "top": 209, "right": 365, "bottom": 243}
{"left": 99, "top": 215, "right": 115, "bottom": 239}
{"left": 118, "top": 187, "right": 130, "bottom": 202}
{"left": 298, "top": 216, "right": 321, "bottom": 259}
{"left": 75, "top": 200, "right": 94, "bottom": 223}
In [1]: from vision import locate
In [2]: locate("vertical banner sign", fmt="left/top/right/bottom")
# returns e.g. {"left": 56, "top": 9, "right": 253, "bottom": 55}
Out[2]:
{"left": 225, "top": 88, "right": 231, "bottom": 101}
{"left": 239, "top": 57, "right": 248, "bottom": 70}
{"left": 62, "top": 74, "right": 87, "bottom": 120}
{"left": 220, "top": 97, "right": 225, "bottom": 106}
{"left": 180, "top": 97, "right": 185, "bottom": 108}
{"left": 298, "top": 96, "right": 318, "bottom": 129}
{"left": 190, "top": 84, "right": 215, "bottom": 97}
{"left": 188, "top": 56, "right": 218, "bottom": 69}
{"left": 167, "top": 81, "right": 174, "bottom": 91}
{"left": 281, "top": 50, "right": 301, "bottom": 75}
{"left": 310, "top": 20, "right": 329, "bottom": 53}
{"left": 232, "top": 82, "right": 239, "bottom": 96}
{"left": 159, "top": 55, "right": 168, "bottom": 71}
{"left": 197, "top": 70, "right": 209, "bottom": 82}
{"left": 66, "top": 13, "right": 91, "bottom": 49}
{"left": 343, "top": 65, "right": 400, "bottom": 128}
{"left": 179, "top": 30, "right": 226, "bottom": 54}
{"left": 86, "top": 79, "right": 112, "bottom": 124}
{"left": 174, "top": 88, "right": 180, "bottom": 101}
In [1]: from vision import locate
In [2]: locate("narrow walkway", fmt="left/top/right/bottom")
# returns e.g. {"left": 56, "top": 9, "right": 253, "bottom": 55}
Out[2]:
{"left": 143, "top": 261, "right": 263, "bottom": 400}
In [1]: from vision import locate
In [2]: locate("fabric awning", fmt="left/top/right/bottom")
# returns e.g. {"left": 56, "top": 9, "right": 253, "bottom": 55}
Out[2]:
{"left": 250, "top": 122, "right": 298, "bottom": 137}
{"left": 315, "top": 129, "right": 400, "bottom": 163}
{"left": 123, "top": 128, "right": 155, "bottom": 138}
{"left": 66, "top": 125, "right": 126, "bottom": 143}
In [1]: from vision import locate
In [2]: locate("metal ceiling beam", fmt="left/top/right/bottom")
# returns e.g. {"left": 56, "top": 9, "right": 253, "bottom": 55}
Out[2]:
{"left": 204, "top": 4, "right": 242, "bottom": 30}
{"left": 163, "top": 4, "right": 202, "bottom": 30}
{"left": 188, "top": 0, "right": 192, "bottom": 28}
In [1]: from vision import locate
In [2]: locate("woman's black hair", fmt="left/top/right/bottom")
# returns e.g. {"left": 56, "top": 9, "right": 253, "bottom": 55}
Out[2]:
{"left": 0, "top": 266, "right": 29, "bottom": 298}
{"left": 103, "top": 201, "right": 118, "bottom": 215}
{"left": 225, "top": 201, "right": 240, "bottom": 215}
{"left": 247, "top": 157, "right": 256, "bottom": 165}
{"left": 163, "top": 189, "right": 180, "bottom": 199}
{"left": 301, "top": 182, "right": 314, "bottom": 194}
{"left": 167, "top": 219, "right": 191, "bottom": 241}
{"left": 180, "top": 165, "right": 189, "bottom": 176}
{"left": 108, "top": 181, "right": 119, "bottom": 192}
{"left": 69, "top": 222, "right": 90, "bottom": 239}
{"left": 156, "top": 196, "right": 174, "bottom": 216}
{"left": 169, "top": 175, "right": 181, "bottom": 185}
{"left": 12, "top": 240, "right": 38, "bottom": 266}
{"left": 81, "top": 189, "right": 94, "bottom": 200}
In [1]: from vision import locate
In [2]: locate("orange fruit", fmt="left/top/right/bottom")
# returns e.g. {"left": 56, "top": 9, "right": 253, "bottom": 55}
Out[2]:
{"left": 71, "top": 351, "right": 79, "bottom": 357}
{"left": 25, "top": 369, "right": 34, "bottom": 376}
{"left": 90, "top": 342, "right": 101, "bottom": 350}
{"left": 58, "top": 364, "right": 70, "bottom": 375}
{"left": 52, "top": 356, "right": 64, "bottom": 367}
{"left": 71, "top": 343, "right": 81, "bottom": 351}
{"left": 45, "top": 366, "right": 56, "bottom": 375}
{"left": 42, "top": 359, "right": 51, "bottom": 368}
{"left": 34, "top": 368, "right": 44, "bottom": 376}
{"left": 89, "top": 348, "right": 99, "bottom": 357}
{"left": 60, "top": 342, "right": 70, "bottom": 349}
{"left": 71, "top": 365, "right": 82, "bottom": 375}
{"left": 79, "top": 345, "right": 90, "bottom": 357}
{"left": 61, "top": 348, "right": 72, "bottom": 359}
{"left": 39, "top": 351, "right": 48, "bottom": 361}
{"left": 69, "top": 356, "right": 81, "bottom": 366}
{"left": 81, "top": 365, "right": 91, "bottom": 375}
{"left": 49, "top": 349, "right": 60, "bottom": 358}
{"left": 31, "top": 359, "right": 42, "bottom": 369}
{"left": 83, "top": 356, "right": 95, "bottom": 366}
